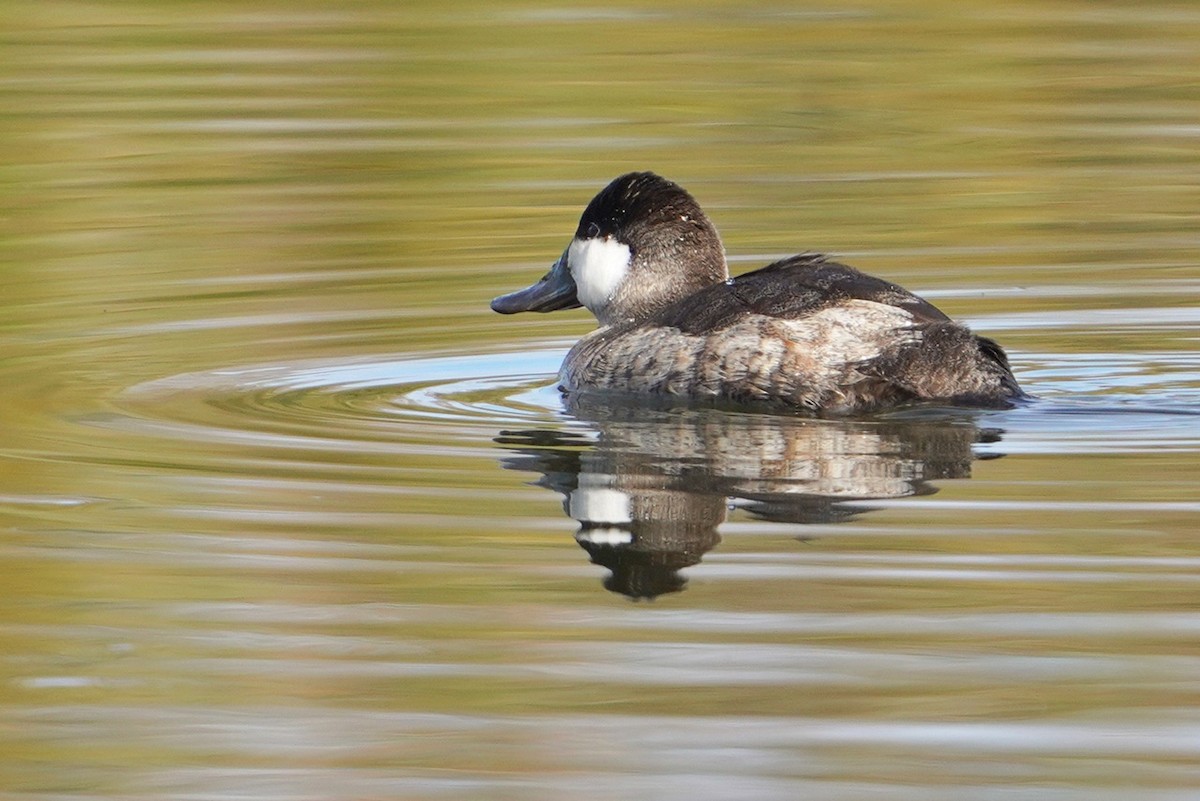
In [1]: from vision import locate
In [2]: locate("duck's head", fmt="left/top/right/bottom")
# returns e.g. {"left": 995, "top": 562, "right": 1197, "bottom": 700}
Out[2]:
{"left": 491, "top": 172, "right": 728, "bottom": 326}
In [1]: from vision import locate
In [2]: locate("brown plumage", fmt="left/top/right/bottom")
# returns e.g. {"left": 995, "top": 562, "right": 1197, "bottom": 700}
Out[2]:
{"left": 492, "top": 172, "right": 1024, "bottom": 414}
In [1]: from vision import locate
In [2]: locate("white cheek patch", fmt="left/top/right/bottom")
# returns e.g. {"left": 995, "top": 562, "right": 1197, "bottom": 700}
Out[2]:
{"left": 568, "top": 236, "right": 631, "bottom": 313}
{"left": 568, "top": 485, "right": 632, "bottom": 525}
{"left": 575, "top": 527, "right": 634, "bottom": 546}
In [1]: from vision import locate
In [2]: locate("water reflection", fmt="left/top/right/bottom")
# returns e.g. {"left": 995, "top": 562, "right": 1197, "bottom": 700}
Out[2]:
{"left": 498, "top": 395, "right": 1003, "bottom": 599}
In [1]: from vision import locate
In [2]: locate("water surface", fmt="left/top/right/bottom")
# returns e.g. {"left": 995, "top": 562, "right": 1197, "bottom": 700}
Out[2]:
{"left": 3, "top": 2, "right": 1200, "bottom": 799}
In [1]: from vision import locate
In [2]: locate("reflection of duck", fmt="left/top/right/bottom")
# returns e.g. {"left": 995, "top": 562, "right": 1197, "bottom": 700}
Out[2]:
{"left": 498, "top": 395, "right": 1003, "bottom": 599}
{"left": 492, "top": 172, "right": 1024, "bottom": 413}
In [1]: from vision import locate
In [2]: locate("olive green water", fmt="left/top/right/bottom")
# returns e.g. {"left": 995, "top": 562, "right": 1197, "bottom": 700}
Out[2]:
{"left": 3, "top": 2, "right": 1200, "bottom": 799}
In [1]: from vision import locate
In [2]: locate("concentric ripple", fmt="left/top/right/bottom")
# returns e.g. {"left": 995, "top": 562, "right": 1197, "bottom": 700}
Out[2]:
{"left": 107, "top": 337, "right": 1200, "bottom": 464}
{"left": 115, "top": 345, "right": 577, "bottom": 456}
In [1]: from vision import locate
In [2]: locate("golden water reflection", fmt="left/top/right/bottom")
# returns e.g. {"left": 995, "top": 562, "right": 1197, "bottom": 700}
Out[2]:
{"left": 4, "top": 1, "right": 1200, "bottom": 798}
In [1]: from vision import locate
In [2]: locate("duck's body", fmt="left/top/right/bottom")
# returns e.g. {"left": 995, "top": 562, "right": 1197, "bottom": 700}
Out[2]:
{"left": 559, "top": 253, "right": 1019, "bottom": 412}
{"left": 492, "top": 172, "right": 1023, "bottom": 414}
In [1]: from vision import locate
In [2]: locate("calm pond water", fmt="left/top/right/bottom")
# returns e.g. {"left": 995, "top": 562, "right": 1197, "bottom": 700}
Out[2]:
{"left": 3, "top": 2, "right": 1200, "bottom": 799}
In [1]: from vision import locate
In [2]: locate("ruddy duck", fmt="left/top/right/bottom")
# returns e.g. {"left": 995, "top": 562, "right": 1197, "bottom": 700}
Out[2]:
{"left": 491, "top": 171, "right": 1023, "bottom": 413}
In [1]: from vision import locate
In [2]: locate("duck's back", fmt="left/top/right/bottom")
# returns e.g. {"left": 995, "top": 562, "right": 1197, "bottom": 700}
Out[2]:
{"left": 560, "top": 255, "right": 1021, "bottom": 413}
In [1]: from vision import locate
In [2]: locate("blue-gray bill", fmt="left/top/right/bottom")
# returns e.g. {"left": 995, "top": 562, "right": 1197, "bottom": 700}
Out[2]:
{"left": 490, "top": 250, "right": 581, "bottom": 314}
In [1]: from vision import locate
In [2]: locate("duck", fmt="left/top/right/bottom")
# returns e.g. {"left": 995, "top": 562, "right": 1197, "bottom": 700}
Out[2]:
{"left": 491, "top": 171, "right": 1024, "bottom": 414}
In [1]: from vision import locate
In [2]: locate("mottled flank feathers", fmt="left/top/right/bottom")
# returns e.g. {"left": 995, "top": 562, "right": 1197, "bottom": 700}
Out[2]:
{"left": 561, "top": 258, "right": 1019, "bottom": 412}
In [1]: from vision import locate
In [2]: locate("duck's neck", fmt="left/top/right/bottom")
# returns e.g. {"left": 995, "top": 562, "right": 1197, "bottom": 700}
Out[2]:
{"left": 594, "top": 243, "right": 728, "bottom": 327}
